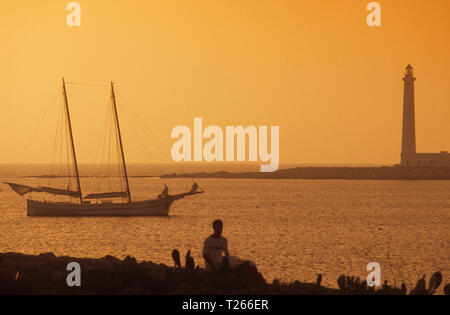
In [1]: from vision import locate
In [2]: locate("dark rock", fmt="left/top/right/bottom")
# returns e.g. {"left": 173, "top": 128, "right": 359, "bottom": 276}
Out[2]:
{"left": 103, "top": 255, "right": 120, "bottom": 262}
{"left": 220, "top": 256, "right": 230, "bottom": 271}
{"left": 39, "top": 253, "right": 56, "bottom": 259}
{"left": 123, "top": 256, "right": 137, "bottom": 264}
{"left": 0, "top": 252, "right": 441, "bottom": 295}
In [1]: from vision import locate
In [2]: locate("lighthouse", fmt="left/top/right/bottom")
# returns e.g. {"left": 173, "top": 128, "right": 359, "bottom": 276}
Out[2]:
{"left": 399, "top": 65, "right": 450, "bottom": 167}
{"left": 401, "top": 64, "right": 416, "bottom": 164}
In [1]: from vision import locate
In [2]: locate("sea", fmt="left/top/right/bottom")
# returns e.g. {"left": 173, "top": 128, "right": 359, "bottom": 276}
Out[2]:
{"left": 0, "top": 163, "right": 449, "bottom": 293}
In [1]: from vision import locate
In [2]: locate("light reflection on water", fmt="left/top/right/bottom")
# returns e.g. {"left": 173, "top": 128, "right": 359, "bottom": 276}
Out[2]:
{"left": 0, "top": 178, "right": 449, "bottom": 293}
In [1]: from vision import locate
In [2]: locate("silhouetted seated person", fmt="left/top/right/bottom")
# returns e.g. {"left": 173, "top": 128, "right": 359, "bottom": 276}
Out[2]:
{"left": 203, "top": 219, "right": 229, "bottom": 270}
{"left": 190, "top": 182, "right": 199, "bottom": 193}
{"left": 158, "top": 184, "right": 169, "bottom": 198}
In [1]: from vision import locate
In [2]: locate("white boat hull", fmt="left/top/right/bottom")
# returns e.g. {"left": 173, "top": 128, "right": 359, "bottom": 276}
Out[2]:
{"left": 27, "top": 197, "right": 173, "bottom": 217}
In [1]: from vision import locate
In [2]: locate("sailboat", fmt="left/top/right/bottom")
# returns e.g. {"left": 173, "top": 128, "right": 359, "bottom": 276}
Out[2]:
{"left": 4, "top": 79, "right": 203, "bottom": 217}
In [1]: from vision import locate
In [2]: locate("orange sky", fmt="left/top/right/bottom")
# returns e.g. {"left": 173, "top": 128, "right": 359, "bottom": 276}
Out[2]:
{"left": 0, "top": 0, "right": 449, "bottom": 165}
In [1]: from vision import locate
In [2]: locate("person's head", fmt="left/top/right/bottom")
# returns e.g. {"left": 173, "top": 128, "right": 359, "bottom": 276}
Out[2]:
{"left": 212, "top": 219, "right": 223, "bottom": 236}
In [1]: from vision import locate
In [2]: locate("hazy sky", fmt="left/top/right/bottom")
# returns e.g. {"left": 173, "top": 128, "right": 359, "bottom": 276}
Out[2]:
{"left": 1, "top": 0, "right": 449, "bottom": 165}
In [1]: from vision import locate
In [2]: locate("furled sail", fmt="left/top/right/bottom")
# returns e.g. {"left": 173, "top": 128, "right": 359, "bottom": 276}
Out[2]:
{"left": 84, "top": 191, "right": 128, "bottom": 200}
{"left": 38, "top": 186, "right": 81, "bottom": 198}
{"left": 4, "top": 182, "right": 43, "bottom": 196}
{"left": 3, "top": 182, "right": 81, "bottom": 198}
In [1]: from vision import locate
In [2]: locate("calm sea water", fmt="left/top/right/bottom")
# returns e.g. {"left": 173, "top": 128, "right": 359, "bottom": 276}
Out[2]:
{"left": 0, "top": 168, "right": 449, "bottom": 293}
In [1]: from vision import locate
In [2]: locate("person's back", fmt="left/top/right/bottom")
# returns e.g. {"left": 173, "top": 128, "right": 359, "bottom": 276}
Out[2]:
{"left": 203, "top": 219, "right": 229, "bottom": 270}
{"left": 159, "top": 185, "right": 169, "bottom": 198}
{"left": 191, "top": 182, "right": 199, "bottom": 193}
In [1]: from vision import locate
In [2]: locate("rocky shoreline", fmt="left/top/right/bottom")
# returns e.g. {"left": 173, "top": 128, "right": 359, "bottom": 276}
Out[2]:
{"left": 0, "top": 252, "right": 447, "bottom": 295}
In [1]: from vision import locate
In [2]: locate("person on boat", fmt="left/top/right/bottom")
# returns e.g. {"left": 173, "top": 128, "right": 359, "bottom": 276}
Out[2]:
{"left": 203, "top": 219, "right": 229, "bottom": 270}
{"left": 158, "top": 184, "right": 169, "bottom": 198}
{"left": 190, "top": 182, "right": 199, "bottom": 193}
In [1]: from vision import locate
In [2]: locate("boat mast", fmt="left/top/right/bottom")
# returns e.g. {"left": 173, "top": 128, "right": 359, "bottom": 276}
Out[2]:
{"left": 110, "top": 82, "right": 132, "bottom": 203}
{"left": 62, "top": 78, "right": 83, "bottom": 204}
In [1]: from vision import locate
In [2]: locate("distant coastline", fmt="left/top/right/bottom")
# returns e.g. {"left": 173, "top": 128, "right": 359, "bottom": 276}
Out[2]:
{"left": 160, "top": 166, "right": 450, "bottom": 180}
{"left": 2, "top": 166, "right": 449, "bottom": 180}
